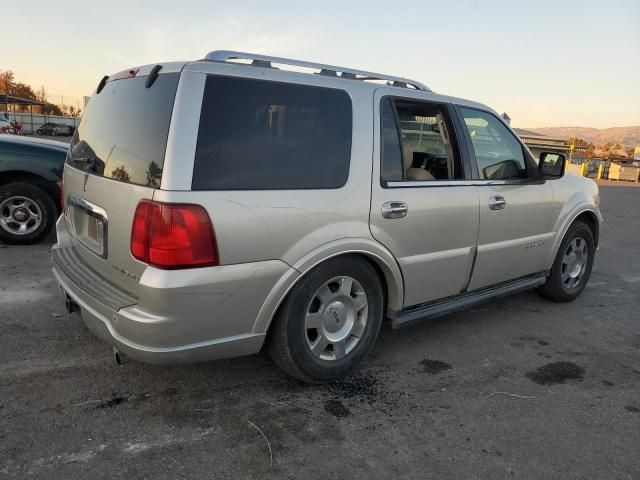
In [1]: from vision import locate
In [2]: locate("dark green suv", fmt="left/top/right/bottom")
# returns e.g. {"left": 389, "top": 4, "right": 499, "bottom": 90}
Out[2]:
{"left": 0, "top": 135, "right": 67, "bottom": 244}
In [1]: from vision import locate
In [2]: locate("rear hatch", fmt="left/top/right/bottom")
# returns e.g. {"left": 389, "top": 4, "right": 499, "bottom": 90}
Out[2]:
{"left": 62, "top": 66, "right": 181, "bottom": 298}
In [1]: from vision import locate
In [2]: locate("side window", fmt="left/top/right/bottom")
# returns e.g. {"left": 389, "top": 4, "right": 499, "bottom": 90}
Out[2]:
{"left": 193, "top": 76, "right": 352, "bottom": 190}
{"left": 460, "top": 108, "right": 528, "bottom": 180}
{"left": 381, "top": 98, "right": 461, "bottom": 183}
{"left": 380, "top": 98, "right": 403, "bottom": 182}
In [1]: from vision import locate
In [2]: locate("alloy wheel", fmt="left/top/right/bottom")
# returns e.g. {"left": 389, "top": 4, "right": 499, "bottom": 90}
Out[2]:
{"left": 304, "top": 276, "right": 368, "bottom": 361}
{"left": 561, "top": 236, "right": 588, "bottom": 289}
{"left": 0, "top": 196, "right": 42, "bottom": 236}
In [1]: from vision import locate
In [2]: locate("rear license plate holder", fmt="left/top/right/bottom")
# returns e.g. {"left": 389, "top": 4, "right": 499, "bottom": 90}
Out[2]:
{"left": 67, "top": 195, "right": 108, "bottom": 258}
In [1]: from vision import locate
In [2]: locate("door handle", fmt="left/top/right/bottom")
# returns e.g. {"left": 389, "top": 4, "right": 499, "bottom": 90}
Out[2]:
{"left": 382, "top": 201, "right": 408, "bottom": 219}
{"left": 488, "top": 195, "right": 506, "bottom": 210}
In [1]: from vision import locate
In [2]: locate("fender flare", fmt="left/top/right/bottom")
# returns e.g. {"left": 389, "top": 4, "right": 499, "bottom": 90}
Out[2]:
{"left": 252, "top": 237, "right": 404, "bottom": 334}
{"left": 545, "top": 206, "right": 602, "bottom": 269}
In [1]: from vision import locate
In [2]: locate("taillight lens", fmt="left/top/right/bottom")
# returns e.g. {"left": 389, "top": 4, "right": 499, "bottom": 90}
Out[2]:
{"left": 131, "top": 200, "right": 152, "bottom": 262}
{"left": 130, "top": 200, "right": 218, "bottom": 269}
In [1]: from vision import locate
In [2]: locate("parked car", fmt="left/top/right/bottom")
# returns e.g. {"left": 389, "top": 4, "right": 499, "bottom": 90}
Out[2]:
{"left": 52, "top": 52, "right": 601, "bottom": 383}
{"left": 0, "top": 135, "right": 67, "bottom": 244}
{"left": 37, "top": 123, "right": 72, "bottom": 136}
{"left": 0, "top": 113, "right": 12, "bottom": 133}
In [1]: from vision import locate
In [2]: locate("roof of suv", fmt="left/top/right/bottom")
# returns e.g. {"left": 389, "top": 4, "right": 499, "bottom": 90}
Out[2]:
{"left": 105, "top": 51, "right": 500, "bottom": 119}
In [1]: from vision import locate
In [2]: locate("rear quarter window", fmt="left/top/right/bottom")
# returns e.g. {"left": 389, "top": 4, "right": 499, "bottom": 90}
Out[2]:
{"left": 192, "top": 76, "right": 352, "bottom": 190}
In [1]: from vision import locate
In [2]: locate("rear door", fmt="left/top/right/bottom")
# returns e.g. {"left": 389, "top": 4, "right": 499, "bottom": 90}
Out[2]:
{"left": 62, "top": 67, "right": 181, "bottom": 296}
{"left": 456, "top": 106, "right": 556, "bottom": 290}
{"left": 369, "top": 89, "right": 480, "bottom": 308}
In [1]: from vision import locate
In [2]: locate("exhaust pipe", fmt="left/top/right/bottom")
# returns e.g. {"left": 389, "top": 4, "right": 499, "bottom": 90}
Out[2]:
{"left": 64, "top": 293, "right": 79, "bottom": 314}
{"left": 113, "top": 347, "right": 123, "bottom": 366}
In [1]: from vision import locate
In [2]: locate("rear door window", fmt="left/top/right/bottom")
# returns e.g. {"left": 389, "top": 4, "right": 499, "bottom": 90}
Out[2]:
{"left": 192, "top": 76, "right": 352, "bottom": 190}
{"left": 381, "top": 97, "right": 462, "bottom": 183}
{"left": 67, "top": 73, "right": 179, "bottom": 188}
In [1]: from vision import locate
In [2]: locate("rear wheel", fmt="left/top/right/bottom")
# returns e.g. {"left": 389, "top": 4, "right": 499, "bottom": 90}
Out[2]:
{"left": 0, "top": 183, "right": 56, "bottom": 245}
{"left": 537, "top": 221, "right": 595, "bottom": 302}
{"left": 268, "top": 255, "right": 384, "bottom": 383}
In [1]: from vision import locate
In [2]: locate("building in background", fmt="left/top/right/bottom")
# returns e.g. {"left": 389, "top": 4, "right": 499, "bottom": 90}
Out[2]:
{"left": 513, "top": 128, "right": 588, "bottom": 161}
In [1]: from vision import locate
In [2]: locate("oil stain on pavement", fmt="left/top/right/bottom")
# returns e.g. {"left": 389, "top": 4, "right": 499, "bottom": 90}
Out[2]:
{"left": 324, "top": 399, "right": 351, "bottom": 418}
{"left": 419, "top": 359, "right": 452, "bottom": 375}
{"left": 526, "top": 361, "right": 585, "bottom": 385}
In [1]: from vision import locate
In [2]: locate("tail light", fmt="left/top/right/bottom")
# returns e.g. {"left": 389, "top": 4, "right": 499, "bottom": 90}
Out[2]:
{"left": 131, "top": 200, "right": 218, "bottom": 269}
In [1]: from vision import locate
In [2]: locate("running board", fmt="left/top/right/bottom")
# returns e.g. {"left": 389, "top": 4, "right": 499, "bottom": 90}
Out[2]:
{"left": 388, "top": 272, "right": 547, "bottom": 329}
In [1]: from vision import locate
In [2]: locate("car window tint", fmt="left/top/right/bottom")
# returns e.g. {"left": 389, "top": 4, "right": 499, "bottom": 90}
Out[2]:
{"left": 460, "top": 108, "right": 527, "bottom": 180}
{"left": 192, "top": 76, "right": 352, "bottom": 190}
{"left": 67, "top": 73, "right": 179, "bottom": 188}
{"left": 380, "top": 98, "right": 403, "bottom": 182}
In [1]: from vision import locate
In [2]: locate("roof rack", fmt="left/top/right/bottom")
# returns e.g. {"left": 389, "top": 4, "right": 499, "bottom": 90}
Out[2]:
{"left": 203, "top": 50, "right": 431, "bottom": 92}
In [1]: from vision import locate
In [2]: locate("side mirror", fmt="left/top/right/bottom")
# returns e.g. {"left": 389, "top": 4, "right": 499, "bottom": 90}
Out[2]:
{"left": 539, "top": 152, "right": 566, "bottom": 179}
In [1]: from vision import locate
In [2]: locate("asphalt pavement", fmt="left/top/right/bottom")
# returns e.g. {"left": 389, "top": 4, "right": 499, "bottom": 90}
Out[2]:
{"left": 0, "top": 184, "right": 639, "bottom": 479}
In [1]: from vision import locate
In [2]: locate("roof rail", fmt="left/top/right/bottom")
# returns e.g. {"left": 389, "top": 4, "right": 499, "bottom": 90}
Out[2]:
{"left": 203, "top": 50, "right": 431, "bottom": 92}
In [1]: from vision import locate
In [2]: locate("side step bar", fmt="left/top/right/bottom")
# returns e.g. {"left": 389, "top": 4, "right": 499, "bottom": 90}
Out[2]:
{"left": 388, "top": 272, "right": 547, "bottom": 329}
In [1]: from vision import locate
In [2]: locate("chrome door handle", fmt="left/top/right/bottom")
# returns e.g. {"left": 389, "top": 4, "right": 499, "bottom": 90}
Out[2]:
{"left": 382, "top": 201, "right": 408, "bottom": 219}
{"left": 488, "top": 195, "right": 506, "bottom": 210}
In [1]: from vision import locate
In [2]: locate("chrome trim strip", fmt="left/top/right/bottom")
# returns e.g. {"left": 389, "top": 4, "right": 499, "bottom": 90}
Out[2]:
{"left": 386, "top": 180, "right": 511, "bottom": 187}
{"left": 67, "top": 194, "right": 109, "bottom": 258}
{"left": 68, "top": 194, "right": 108, "bottom": 218}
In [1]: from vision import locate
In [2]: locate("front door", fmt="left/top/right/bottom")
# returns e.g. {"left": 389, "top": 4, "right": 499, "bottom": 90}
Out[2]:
{"left": 456, "top": 107, "right": 556, "bottom": 290}
{"left": 369, "top": 90, "right": 480, "bottom": 308}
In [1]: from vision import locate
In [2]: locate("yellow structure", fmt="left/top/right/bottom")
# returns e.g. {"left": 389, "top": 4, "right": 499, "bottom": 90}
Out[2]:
{"left": 579, "top": 163, "right": 588, "bottom": 177}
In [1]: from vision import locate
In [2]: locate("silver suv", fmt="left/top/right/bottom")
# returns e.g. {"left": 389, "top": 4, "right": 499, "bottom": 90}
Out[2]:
{"left": 52, "top": 51, "right": 601, "bottom": 383}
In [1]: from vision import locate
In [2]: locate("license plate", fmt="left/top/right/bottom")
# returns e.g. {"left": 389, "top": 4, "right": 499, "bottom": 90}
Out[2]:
{"left": 68, "top": 195, "right": 108, "bottom": 258}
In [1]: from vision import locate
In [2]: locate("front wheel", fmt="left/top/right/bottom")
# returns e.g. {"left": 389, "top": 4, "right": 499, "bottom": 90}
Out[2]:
{"left": 537, "top": 221, "right": 595, "bottom": 302}
{"left": 268, "top": 255, "right": 384, "bottom": 383}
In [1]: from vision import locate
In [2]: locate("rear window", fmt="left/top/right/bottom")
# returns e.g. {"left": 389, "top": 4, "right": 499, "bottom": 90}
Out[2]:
{"left": 67, "top": 73, "right": 179, "bottom": 188}
{"left": 192, "top": 76, "right": 352, "bottom": 190}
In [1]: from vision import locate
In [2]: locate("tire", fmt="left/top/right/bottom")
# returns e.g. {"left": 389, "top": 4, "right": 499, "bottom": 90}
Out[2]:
{"left": 537, "top": 221, "right": 595, "bottom": 302}
{"left": 268, "top": 255, "right": 384, "bottom": 383}
{"left": 0, "top": 183, "right": 57, "bottom": 245}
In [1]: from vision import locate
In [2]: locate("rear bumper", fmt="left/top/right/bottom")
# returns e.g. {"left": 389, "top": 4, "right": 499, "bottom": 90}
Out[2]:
{"left": 51, "top": 217, "right": 289, "bottom": 364}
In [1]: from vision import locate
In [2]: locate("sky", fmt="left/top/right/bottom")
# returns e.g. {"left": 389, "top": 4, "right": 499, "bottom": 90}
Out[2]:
{"left": 2, "top": 0, "right": 639, "bottom": 128}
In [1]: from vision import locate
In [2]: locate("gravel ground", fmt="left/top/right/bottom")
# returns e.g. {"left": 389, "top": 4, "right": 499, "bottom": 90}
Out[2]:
{"left": 0, "top": 184, "right": 639, "bottom": 479}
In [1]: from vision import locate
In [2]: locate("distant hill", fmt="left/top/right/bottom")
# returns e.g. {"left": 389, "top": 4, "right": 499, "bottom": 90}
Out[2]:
{"left": 520, "top": 126, "right": 640, "bottom": 149}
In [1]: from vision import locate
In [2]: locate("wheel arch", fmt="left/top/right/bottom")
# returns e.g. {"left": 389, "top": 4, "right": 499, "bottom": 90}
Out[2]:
{"left": 546, "top": 207, "right": 601, "bottom": 269}
{"left": 574, "top": 210, "right": 599, "bottom": 246}
{"left": 252, "top": 238, "right": 405, "bottom": 335}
